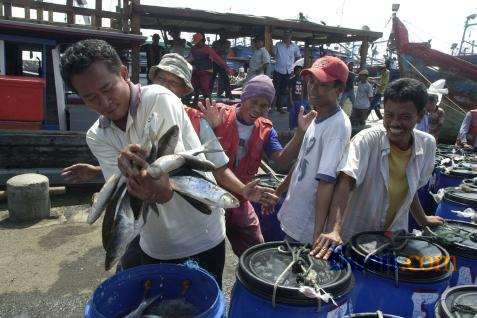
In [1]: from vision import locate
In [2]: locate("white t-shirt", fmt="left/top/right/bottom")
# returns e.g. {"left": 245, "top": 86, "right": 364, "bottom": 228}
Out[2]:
{"left": 278, "top": 108, "right": 351, "bottom": 244}
{"left": 354, "top": 81, "right": 373, "bottom": 109}
{"left": 236, "top": 119, "right": 255, "bottom": 165}
{"left": 86, "top": 84, "right": 225, "bottom": 260}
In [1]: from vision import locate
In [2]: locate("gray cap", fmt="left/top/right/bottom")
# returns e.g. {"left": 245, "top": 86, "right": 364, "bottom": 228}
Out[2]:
{"left": 148, "top": 53, "right": 194, "bottom": 94}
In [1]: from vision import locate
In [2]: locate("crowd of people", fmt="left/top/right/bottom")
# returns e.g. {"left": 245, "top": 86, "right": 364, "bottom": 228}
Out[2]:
{"left": 59, "top": 30, "right": 475, "bottom": 288}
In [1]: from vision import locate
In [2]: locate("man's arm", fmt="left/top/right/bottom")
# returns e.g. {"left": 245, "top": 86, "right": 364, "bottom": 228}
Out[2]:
{"left": 410, "top": 193, "right": 444, "bottom": 227}
{"left": 270, "top": 108, "right": 317, "bottom": 170}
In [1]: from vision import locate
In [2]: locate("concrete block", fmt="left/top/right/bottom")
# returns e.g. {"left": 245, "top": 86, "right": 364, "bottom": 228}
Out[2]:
{"left": 7, "top": 173, "right": 51, "bottom": 222}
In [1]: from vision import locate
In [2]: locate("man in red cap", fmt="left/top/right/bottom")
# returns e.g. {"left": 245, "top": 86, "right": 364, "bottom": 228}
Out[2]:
{"left": 277, "top": 56, "right": 352, "bottom": 258}
{"left": 189, "top": 32, "right": 232, "bottom": 105}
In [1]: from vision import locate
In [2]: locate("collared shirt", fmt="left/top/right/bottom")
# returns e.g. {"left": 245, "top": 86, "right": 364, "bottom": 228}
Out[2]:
{"left": 273, "top": 41, "right": 301, "bottom": 74}
{"left": 278, "top": 107, "right": 351, "bottom": 244}
{"left": 355, "top": 81, "right": 373, "bottom": 109}
{"left": 86, "top": 83, "right": 225, "bottom": 260}
{"left": 336, "top": 126, "right": 436, "bottom": 243}
{"left": 248, "top": 47, "right": 271, "bottom": 77}
{"left": 457, "top": 112, "right": 477, "bottom": 148}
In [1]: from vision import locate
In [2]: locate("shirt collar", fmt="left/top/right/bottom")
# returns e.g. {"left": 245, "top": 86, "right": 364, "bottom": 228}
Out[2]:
{"left": 98, "top": 82, "right": 141, "bottom": 129}
{"left": 314, "top": 106, "right": 341, "bottom": 124}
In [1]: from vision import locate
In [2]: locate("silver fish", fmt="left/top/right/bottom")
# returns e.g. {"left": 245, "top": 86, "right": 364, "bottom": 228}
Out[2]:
{"left": 170, "top": 175, "right": 240, "bottom": 209}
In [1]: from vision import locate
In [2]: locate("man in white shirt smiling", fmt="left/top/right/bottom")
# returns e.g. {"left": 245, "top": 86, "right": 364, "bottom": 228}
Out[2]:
{"left": 313, "top": 78, "right": 444, "bottom": 259}
{"left": 60, "top": 39, "right": 226, "bottom": 285}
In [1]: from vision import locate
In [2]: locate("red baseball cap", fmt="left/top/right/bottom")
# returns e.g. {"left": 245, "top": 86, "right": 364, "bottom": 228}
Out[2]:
{"left": 301, "top": 56, "right": 349, "bottom": 84}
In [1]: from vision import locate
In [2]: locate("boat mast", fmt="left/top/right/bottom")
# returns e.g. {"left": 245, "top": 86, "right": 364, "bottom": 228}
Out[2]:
{"left": 458, "top": 14, "right": 477, "bottom": 55}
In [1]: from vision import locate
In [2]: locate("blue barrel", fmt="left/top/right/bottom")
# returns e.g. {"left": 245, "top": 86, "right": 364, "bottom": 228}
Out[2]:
{"left": 435, "top": 285, "right": 477, "bottom": 317}
{"left": 229, "top": 242, "right": 354, "bottom": 317}
{"left": 425, "top": 220, "right": 477, "bottom": 286}
{"left": 253, "top": 173, "right": 286, "bottom": 242}
{"left": 345, "top": 231, "right": 453, "bottom": 318}
{"left": 85, "top": 263, "right": 224, "bottom": 318}
{"left": 433, "top": 167, "right": 477, "bottom": 193}
{"left": 346, "top": 313, "right": 403, "bottom": 318}
{"left": 435, "top": 187, "right": 477, "bottom": 222}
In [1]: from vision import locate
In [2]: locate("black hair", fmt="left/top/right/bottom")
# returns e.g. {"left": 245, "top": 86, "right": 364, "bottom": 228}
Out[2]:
{"left": 428, "top": 94, "right": 438, "bottom": 103}
{"left": 383, "top": 78, "right": 428, "bottom": 112}
{"left": 60, "top": 39, "right": 122, "bottom": 91}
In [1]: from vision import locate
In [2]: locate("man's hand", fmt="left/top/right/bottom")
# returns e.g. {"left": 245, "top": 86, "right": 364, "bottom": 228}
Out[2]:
{"left": 118, "top": 144, "right": 149, "bottom": 178}
{"left": 297, "top": 106, "right": 317, "bottom": 135}
{"left": 198, "top": 98, "right": 225, "bottom": 129}
{"left": 127, "top": 169, "right": 173, "bottom": 203}
{"left": 310, "top": 231, "right": 343, "bottom": 260}
{"left": 423, "top": 215, "right": 444, "bottom": 227}
{"left": 61, "top": 163, "right": 101, "bottom": 183}
{"left": 242, "top": 179, "right": 279, "bottom": 213}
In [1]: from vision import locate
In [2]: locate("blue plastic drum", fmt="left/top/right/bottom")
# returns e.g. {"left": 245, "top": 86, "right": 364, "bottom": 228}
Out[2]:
{"left": 434, "top": 285, "right": 477, "bottom": 317}
{"left": 345, "top": 231, "right": 453, "bottom": 318}
{"left": 229, "top": 242, "right": 354, "bottom": 317}
{"left": 425, "top": 220, "right": 477, "bottom": 286}
{"left": 346, "top": 313, "right": 403, "bottom": 318}
{"left": 433, "top": 167, "right": 477, "bottom": 193}
{"left": 85, "top": 263, "right": 224, "bottom": 318}
{"left": 253, "top": 173, "right": 286, "bottom": 242}
{"left": 435, "top": 187, "right": 477, "bottom": 222}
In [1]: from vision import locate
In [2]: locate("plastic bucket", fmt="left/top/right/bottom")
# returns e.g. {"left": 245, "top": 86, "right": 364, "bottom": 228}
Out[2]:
{"left": 434, "top": 285, "right": 477, "bottom": 317}
{"left": 84, "top": 263, "right": 224, "bottom": 318}
{"left": 433, "top": 168, "right": 477, "bottom": 192}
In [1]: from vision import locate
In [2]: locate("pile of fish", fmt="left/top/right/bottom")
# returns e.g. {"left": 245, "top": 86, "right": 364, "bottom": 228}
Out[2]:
{"left": 87, "top": 113, "right": 239, "bottom": 270}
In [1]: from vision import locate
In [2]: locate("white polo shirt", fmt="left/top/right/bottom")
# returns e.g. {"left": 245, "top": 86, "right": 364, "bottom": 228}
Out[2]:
{"left": 335, "top": 126, "right": 436, "bottom": 243}
{"left": 278, "top": 108, "right": 351, "bottom": 244}
{"left": 86, "top": 84, "right": 225, "bottom": 260}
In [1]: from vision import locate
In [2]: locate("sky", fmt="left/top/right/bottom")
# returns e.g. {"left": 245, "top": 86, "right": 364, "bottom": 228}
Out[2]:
{"left": 12, "top": 0, "right": 477, "bottom": 55}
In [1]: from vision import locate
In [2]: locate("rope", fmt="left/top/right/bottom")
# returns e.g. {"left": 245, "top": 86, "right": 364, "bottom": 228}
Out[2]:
{"left": 400, "top": 56, "right": 466, "bottom": 114}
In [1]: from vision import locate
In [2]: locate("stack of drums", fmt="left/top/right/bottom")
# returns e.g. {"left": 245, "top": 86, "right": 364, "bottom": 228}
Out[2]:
{"left": 252, "top": 173, "right": 286, "bottom": 242}
{"left": 433, "top": 167, "right": 477, "bottom": 194}
{"left": 229, "top": 242, "right": 354, "bottom": 317}
{"left": 425, "top": 220, "right": 477, "bottom": 286}
{"left": 85, "top": 263, "right": 224, "bottom": 317}
{"left": 435, "top": 285, "right": 477, "bottom": 317}
{"left": 435, "top": 187, "right": 477, "bottom": 223}
{"left": 345, "top": 231, "right": 453, "bottom": 317}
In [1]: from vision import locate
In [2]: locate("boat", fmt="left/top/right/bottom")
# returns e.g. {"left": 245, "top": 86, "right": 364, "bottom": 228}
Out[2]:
{"left": 390, "top": 14, "right": 477, "bottom": 144}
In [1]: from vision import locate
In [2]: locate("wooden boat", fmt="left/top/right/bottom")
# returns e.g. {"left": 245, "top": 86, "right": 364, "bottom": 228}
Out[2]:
{"left": 391, "top": 15, "right": 477, "bottom": 144}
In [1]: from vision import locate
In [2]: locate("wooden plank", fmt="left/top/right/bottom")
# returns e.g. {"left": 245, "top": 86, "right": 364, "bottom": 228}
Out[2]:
{"left": 93, "top": 0, "right": 102, "bottom": 28}
{"left": 122, "top": 0, "right": 129, "bottom": 33}
{"left": 66, "top": 0, "right": 74, "bottom": 25}
{"left": 48, "top": 9, "right": 53, "bottom": 23}
{"left": 0, "top": 130, "right": 89, "bottom": 146}
{"left": 24, "top": 5, "right": 29, "bottom": 19}
{"left": 51, "top": 47, "right": 67, "bottom": 131}
{"left": 37, "top": 5, "right": 43, "bottom": 21}
{"left": 4, "top": 1, "right": 12, "bottom": 19}
{"left": 264, "top": 25, "right": 273, "bottom": 54}
{"left": 359, "top": 38, "right": 369, "bottom": 70}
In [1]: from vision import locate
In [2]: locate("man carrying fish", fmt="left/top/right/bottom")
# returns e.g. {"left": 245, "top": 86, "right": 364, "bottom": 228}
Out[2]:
{"left": 202, "top": 75, "right": 317, "bottom": 256}
{"left": 60, "top": 39, "right": 229, "bottom": 285}
{"left": 313, "top": 78, "right": 444, "bottom": 259}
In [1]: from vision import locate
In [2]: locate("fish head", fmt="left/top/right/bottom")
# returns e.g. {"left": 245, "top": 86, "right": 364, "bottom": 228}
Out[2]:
{"left": 220, "top": 193, "right": 240, "bottom": 209}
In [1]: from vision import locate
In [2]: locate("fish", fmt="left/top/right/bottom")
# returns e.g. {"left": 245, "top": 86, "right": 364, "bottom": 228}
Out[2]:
{"left": 123, "top": 294, "right": 161, "bottom": 318}
{"left": 169, "top": 174, "right": 240, "bottom": 210}
{"left": 90, "top": 112, "right": 235, "bottom": 270}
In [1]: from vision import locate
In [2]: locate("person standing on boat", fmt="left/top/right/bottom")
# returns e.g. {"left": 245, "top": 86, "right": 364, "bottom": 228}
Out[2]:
{"left": 245, "top": 37, "right": 271, "bottom": 83}
{"left": 350, "top": 69, "right": 373, "bottom": 126}
{"left": 60, "top": 39, "right": 227, "bottom": 285}
{"left": 189, "top": 33, "right": 232, "bottom": 105}
{"left": 311, "top": 78, "right": 444, "bottom": 259}
{"left": 272, "top": 30, "right": 301, "bottom": 113}
{"left": 456, "top": 110, "right": 477, "bottom": 150}
{"left": 276, "top": 56, "right": 352, "bottom": 258}
{"left": 338, "top": 61, "right": 356, "bottom": 110}
{"left": 369, "top": 61, "right": 390, "bottom": 120}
